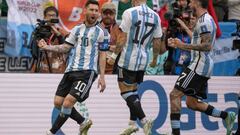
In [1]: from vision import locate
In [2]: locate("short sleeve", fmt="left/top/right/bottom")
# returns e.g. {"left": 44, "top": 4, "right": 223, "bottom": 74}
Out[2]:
{"left": 153, "top": 14, "right": 163, "bottom": 38}
{"left": 199, "top": 19, "right": 214, "bottom": 35}
{"left": 98, "top": 29, "right": 110, "bottom": 51}
{"left": 119, "top": 9, "right": 132, "bottom": 33}
{"left": 65, "top": 26, "right": 79, "bottom": 46}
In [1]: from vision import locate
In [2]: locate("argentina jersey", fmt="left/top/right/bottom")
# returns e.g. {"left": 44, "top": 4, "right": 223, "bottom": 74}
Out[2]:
{"left": 65, "top": 23, "right": 109, "bottom": 73}
{"left": 189, "top": 13, "right": 216, "bottom": 77}
{"left": 118, "top": 4, "right": 162, "bottom": 71}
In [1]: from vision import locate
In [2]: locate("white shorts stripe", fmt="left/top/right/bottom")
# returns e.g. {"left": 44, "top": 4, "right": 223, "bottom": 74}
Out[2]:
{"left": 182, "top": 71, "right": 195, "bottom": 89}
{"left": 81, "top": 71, "right": 94, "bottom": 99}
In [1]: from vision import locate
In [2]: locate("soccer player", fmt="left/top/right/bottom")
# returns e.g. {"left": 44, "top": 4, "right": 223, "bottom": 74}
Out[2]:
{"left": 38, "top": 1, "right": 109, "bottom": 135}
{"left": 108, "top": 0, "right": 165, "bottom": 134}
{"left": 168, "top": 0, "right": 236, "bottom": 135}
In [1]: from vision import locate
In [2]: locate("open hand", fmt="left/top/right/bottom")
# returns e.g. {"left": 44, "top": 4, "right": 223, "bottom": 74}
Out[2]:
{"left": 38, "top": 39, "right": 47, "bottom": 48}
{"left": 98, "top": 76, "right": 106, "bottom": 93}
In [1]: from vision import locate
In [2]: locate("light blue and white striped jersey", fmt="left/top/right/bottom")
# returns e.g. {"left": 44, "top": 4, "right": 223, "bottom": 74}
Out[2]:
{"left": 188, "top": 13, "right": 216, "bottom": 77}
{"left": 118, "top": 4, "right": 162, "bottom": 71}
{"left": 65, "top": 23, "right": 110, "bottom": 73}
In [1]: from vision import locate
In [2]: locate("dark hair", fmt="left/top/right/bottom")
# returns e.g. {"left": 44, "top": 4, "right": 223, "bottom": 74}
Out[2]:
{"left": 198, "top": 0, "right": 208, "bottom": 9}
{"left": 44, "top": 6, "right": 58, "bottom": 17}
{"left": 85, "top": 0, "right": 99, "bottom": 8}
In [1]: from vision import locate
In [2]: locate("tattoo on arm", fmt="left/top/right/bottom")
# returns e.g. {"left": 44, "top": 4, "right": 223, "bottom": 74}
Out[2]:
{"left": 152, "top": 38, "right": 161, "bottom": 60}
{"left": 114, "top": 32, "right": 127, "bottom": 55}
{"left": 180, "top": 33, "right": 212, "bottom": 52}
{"left": 44, "top": 43, "right": 73, "bottom": 53}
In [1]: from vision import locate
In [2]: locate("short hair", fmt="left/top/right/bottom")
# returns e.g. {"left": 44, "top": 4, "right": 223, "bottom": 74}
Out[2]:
{"left": 85, "top": 0, "right": 99, "bottom": 8}
{"left": 198, "top": 0, "right": 208, "bottom": 9}
{"left": 44, "top": 6, "right": 58, "bottom": 17}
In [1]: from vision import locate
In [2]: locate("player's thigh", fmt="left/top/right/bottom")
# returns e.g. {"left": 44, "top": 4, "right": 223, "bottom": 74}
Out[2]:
{"left": 170, "top": 88, "right": 184, "bottom": 100}
{"left": 69, "top": 70, "right": 97, "bottom": 102}
{"left": 117, "top": 67, "right": 143, "bottom": 92}
{"left": 54, "top": 95, "right": 65, "bottom": 108}
{"left": 55, "top": 73, "right": 72, "bottom": 98}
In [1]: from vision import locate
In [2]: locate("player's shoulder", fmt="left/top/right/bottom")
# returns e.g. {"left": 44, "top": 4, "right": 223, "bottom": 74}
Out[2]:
{"left": 123, "top": 6, "right": 140, "bottom": 15}
{"left": 198, "top": 12, "right": 213, "bottom": 24}
{"left": 96, "top": 23, "right": 109, "bottom": 36}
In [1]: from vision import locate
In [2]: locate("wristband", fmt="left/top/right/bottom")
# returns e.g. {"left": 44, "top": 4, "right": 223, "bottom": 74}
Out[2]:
{"left": 110, "top": 53, "right": 118, "bottom": 60}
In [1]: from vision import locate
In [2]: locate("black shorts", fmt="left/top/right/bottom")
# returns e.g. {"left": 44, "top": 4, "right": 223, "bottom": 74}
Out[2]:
{"left": 174, "top": 68, "right": 209, "bottom": 99}
{"left": 117, "top": 66, "right": 145, "bottom": 85}
{"left": 56, "top": 70, "right": 97, "bottom": 102}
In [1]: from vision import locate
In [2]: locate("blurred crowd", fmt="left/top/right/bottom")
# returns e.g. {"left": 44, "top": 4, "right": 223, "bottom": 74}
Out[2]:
{"left": 0, "top": 0, "right": 239, "bottom": 75}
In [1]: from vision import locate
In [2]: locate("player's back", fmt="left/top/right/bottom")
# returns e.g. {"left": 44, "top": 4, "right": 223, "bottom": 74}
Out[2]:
{"left": 189, "top": 13, "right": 216, "bottom": 77}
{"left": 118, "top": 4, "right": 162, "bottom": 71}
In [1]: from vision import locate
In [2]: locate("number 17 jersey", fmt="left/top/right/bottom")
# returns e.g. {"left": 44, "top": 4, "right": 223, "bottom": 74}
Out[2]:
{"left": 118, "top": 4, "right": 162, "bottom": 71}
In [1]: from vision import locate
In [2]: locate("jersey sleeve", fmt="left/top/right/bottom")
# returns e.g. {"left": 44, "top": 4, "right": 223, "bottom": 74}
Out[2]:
{"left": 153, "top": 14, "right": 163, "bottom": 38}
{"left": 65, "top": 26, "right": 79, "bottom": 46}
{"left": 98, "top": 29, "right": 110, "bottom": 51}
{"left": 119, "top": 9, "right": 132, "bottom": 33}
{"left": 199, "top": 18, "right": 214, "bottom": 35}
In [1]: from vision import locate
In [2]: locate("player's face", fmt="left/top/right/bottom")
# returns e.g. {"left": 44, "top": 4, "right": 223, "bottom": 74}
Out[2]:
{"left": 85, "top": 4, "right": 99, "bottom": 25}
{"left": 189, "top": 0, "right": 197, "bottom": 14}
{"left": 102, "top": 10, "right": 115, "bottom": 26}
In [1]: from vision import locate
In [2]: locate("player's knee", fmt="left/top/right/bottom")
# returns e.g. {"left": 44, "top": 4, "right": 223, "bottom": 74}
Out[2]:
{"left": 170, "top": 90, "right": 179, "bottom": 101}
{"left": 62, "top": 95, "right": 77, "bottom": 108}
{"left": 186, "top": 98, "right": 197, "bottom": 110}
{"left": 54, "top": 100, "right": 63, "bottom": 109}
{"left": 121, "top": 91, "right": 138, "bottom": 106}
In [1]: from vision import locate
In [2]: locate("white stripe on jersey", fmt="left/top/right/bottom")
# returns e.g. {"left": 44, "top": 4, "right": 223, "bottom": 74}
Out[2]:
{"left": 118, "top": 4, "right": 162, "bottom": 71}
{"left": 188, "top": 13, "right": 216, "bottom": 77}
{"left": 65, "top": 23, "right": 109, "bottom": 73}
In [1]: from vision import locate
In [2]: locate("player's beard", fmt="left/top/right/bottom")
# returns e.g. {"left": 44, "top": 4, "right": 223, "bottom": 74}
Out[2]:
{"left": 86, "top": 15, "right": 97, "bottom": 25}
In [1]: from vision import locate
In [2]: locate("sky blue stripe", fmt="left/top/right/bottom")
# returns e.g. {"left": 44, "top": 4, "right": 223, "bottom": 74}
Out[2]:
{"left": 78, "top": 27, "right": 90, "bottom": 70}
{"left": 202, "top": 18, "right": 215, "bottom": 76}
{"left": 68, "top": 27, "right": 81, "bottom": 71}
{"left": 135, "top": 5, "right": 146, "bottom": 70}
{"left": 121, "top": 92, "right": 134, "bottom": 100}
{"left": 89, "top": 27, "right": 100, "bottom": 70}
{"left": 171, "top": 120, "right": 180, "bottom": 128}
{"left": 144, "top": 13, "right": 158, "bottom": 70}
{"left": 123, "top": 10, "right": 138, "bottom": 69}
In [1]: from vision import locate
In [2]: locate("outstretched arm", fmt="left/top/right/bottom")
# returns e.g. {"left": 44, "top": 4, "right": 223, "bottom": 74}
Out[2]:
{"left": 38, "top": 39, "right": 73, "bottom": 53}
{"left": 168, "top": 33, "right": 212, "bottom": 52}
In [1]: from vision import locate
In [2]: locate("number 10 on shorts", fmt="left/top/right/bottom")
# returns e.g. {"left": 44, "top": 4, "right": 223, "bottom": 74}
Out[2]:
{"left": 74, "top": 81, "right": 87, "bottom": 92}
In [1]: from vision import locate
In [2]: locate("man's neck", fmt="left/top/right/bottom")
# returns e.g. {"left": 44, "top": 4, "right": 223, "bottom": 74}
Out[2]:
{"left": 85, "top": 21, "right": 97, "bottom": 27}
{"left": 196, "top": 8, "right": 207, "bottom": 19}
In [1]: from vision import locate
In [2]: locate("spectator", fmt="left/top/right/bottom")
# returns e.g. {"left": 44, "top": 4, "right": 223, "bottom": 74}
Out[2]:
{"left": 170, "top": 15, "right": 196, "bottom": 75}
{"left": 146, "top": 48, "right": 168, "bottom": 75}
{"left": 228, "top": 0, "right": 240, "bottom": 22}
{"left": 100, "top": 2, "right": 121, "bottom": 74}
{"left": 0, "top": 0, "right": 8, "bottom": 16}
{"left": 30, "top": 6, "right": 69, "bottom": 73}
